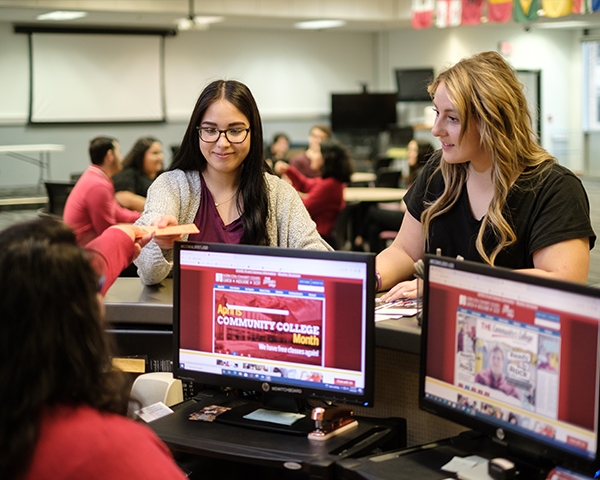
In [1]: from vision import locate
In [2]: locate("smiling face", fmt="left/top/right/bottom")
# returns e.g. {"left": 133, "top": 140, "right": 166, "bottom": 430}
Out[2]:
{"left": 199, "top": 99, "right": 251, "bottom": 177}
{"left": 490, "top": 348, "right": 504, "bottom": 378}
{"left": 142, "top": 141, "right": 164, "bottom": 178}
{"left": 431, "top": 82, "right": 488, "bottom": 168}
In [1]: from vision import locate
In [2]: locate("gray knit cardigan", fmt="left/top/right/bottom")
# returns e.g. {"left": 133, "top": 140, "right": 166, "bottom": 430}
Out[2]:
{"left": 134, "top": 169, "right": 331, "bottom": 285}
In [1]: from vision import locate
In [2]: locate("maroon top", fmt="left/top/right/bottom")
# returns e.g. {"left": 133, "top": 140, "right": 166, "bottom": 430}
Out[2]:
{"left": 187, "top": 174, "right": 244, "bottom": 244}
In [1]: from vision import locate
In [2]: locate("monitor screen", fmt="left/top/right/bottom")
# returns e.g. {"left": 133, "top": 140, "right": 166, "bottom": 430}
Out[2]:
{"left": 330, "top": 93, "right": 397, "bottom": 132}
{"left": 395, "top": 68, "right": 434, "bottom": 102}
{"left": 420, "top": 255, "right": 600, "bottom": 474}
{"left": 173, "top": 242, "right": 375, "bottom": 419}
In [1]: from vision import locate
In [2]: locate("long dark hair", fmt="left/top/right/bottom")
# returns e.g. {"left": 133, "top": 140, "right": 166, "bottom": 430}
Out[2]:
{"left": 320, "top": 140, "right": 354, "bottom": 183}
{"left": 123, "top": 136, "right": 161, "bottom": 172}
{"left": 0, "top": 217, "right": 131, "bottom": 480}
{"left": 169, "top": 80, "right": 270, "bottom": 245}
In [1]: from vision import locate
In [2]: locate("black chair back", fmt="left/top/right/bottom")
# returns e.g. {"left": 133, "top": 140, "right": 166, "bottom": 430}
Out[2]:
{"left": 330, "top": 200, "right": 361, "bottom": 250}
{"left": 375, "top": 168, "right": 403, "bottom": 188}
{"left": 44, "top": 181, "right": 76, "bottom": 217}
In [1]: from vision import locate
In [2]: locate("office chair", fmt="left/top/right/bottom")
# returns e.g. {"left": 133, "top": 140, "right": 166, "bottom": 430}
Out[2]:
{"left": 43, "top": 181, "right": 76, "bottom": 218}
{"left": 330, "top": 201, "right": 361, "bottom": 250}
{"left": 375, "top": 168, "right": 403, "bottom": 188}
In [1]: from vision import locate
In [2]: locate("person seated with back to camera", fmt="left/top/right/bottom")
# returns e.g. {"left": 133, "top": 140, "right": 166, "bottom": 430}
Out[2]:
{"left": 354, "top": 138, "right": 434, "bottom": 254}
{"left": 288, "top": 124, "right": 332, "bottom": 178}
{"left": 63, "top": 136, "right": 140, "bottom": 246}
{"left": 264, "top": 132, "right": 291, "bottom": 171}
{"left": 112, "top": 136, "right": 165, "bottom": 213}
{"left": 376, "top": 51, "right": 596, "bottom": 301}
{"left": 0, "top": 217, "right": 192, "bottom": 480}
{"left": 134, "top": 79, "right": 331, "bottom": 286}
{"left": 275, "top": 139, "right": 354, "bottom": 248}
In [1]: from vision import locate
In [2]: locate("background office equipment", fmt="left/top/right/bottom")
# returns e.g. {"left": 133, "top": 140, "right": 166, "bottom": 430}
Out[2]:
{"left": 395, "top": 68, "right": 435, "bottom": 102}
{"left": 131, "top": 372, "right": 183, "bottom": 408}
{"left": 172, "top": 241, "right": 375, "bottom": 435}
{"left": 419, "top": 255, "right": 600, "bottom": 477}
{"left": 330, "top": 93, "right": 398, "bottom": 133}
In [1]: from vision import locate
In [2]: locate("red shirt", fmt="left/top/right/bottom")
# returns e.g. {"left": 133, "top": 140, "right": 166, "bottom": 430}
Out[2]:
{"left": 86, "top": 227, "right": 138, "bottom": 296}
{"left": 284, "top": 165, "right": 345, "bottom": 238}
{"left": 64, "top": 165, "right": 140, "bottom": 245}
{"left": 23, "top": 404, "right": 187, "bottom": 480}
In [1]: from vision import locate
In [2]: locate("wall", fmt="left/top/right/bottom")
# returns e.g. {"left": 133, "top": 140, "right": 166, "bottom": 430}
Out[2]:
{"left": 0, "top": 21, "right": 586, "bottom": 187}
{"left": 384, "top": 25, "right": 583, "bottom": 172}
{"left": 0, "top": 24, "right": 376, "bottom": 186}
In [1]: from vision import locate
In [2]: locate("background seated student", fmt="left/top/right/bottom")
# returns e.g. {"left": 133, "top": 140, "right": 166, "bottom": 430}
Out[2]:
{"left": 264, "top": 132, "right": 291, "bottom": 170}
{"left": 288, "top": 124, "right": 332, "bottom": 178}
{"left": 376, "top": 51, "right": 596, "bottom": 301}
{"left": 113, "top": 136, "right": 164, "bottom": 213}
{"left": 64, "top": 136, "right": 140, "bottom": 246}
{"left": 275, "top": 139, "right": 354, "bottom": 248}
{"left": 134, "top": 79, "right": 330, "bottom": 286}
{"left": 354, "top": 139, "right": 434, "bottom": 253}
{"left": 0, "top": 218, "right": 189, "bottom": 480}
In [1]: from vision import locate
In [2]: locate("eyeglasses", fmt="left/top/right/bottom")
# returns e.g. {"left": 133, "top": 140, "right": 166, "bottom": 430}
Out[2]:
{"left": 196, "top": 127, "right": 250, "bottom": 144}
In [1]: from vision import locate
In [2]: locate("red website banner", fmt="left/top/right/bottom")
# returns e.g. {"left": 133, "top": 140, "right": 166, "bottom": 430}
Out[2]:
{"left": 179, "top": 266, "right": 363, "bottom": 371}
{"left": 426, "top": 283, "right": 599, "bottom": 431}
{"left": 213, "top": 290, "right": 323, "bottom": 366}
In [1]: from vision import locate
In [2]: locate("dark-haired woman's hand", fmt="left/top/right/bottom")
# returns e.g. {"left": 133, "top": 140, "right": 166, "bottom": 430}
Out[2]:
{"left": 151, "top": 215, "right": 184, "bottom": 250}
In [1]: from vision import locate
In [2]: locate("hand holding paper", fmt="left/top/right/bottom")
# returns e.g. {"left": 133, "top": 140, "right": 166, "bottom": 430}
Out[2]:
{"left": 135, "top": 224, "right": 199, "bottom": 238}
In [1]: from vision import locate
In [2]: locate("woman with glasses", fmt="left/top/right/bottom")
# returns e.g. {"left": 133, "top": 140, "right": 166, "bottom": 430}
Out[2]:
{"left": 134, "top": 80, "right": 330, "bottom": 285}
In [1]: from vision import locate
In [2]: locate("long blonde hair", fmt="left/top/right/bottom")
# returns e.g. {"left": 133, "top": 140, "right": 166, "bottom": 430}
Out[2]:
{"left": 422, "top": 51, "right": 554, "bottom": 265}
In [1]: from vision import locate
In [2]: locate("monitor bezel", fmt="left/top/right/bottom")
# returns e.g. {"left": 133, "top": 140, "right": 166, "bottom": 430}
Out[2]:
{"left": 330, "top": 92, "right": 398, "bottom": 133}
{"left": 419, "top": 254, "right": 600, "bottom": 474}
{"left": 395, "top": 68, "right": 435, "bottom": 102}
{"left": 173, "top": 241, "right": 376, "bottom": 408}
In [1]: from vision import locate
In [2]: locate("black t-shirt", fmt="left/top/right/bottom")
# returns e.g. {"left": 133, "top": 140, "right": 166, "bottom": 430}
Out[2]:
{"left": 112, "top": 167, "right": 156, "bottom": 197}
{"left": 404, "top": 157, "right": 596, "bottom": 269}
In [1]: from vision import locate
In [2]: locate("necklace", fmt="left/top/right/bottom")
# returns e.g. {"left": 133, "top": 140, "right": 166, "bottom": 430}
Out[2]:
{"left": 215, "top": 192, "right": 237, "bottom": 207}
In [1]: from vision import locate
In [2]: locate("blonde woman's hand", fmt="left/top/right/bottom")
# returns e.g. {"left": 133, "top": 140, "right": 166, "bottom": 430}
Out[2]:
{"left": 379, "top": 279, "right": 419, "bottom": 303}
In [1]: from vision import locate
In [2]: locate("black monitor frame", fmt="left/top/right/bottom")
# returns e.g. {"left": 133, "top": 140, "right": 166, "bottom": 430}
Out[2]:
{"left": 395, "top": 68, "right": 434, "bottom": 102}
{"left": 419, "top": 255, "right": 600, "bottom": 475}
{"left": 330, "top": 92, "right": 398, "bottom": 133}
{"left": 172, "top": 241, "right": 376, "bottom": 410}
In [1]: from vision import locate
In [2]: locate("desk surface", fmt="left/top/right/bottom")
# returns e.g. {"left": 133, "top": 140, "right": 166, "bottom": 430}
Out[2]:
{"left": 344, "top": 187, "right": 406, "bottom": 203}
{"left": 104, "top": 277, "right": 421, "bottom": 353}
{"left": 350, "top": 172, "right": 376, "bottom": 184}
{"left": 104, "top": 277, "right": 173, "bottom": 325}
{"left": 0, "top": 144, "right": 66, "bottom": 153}
{"left": 150, "top": 397, "right": 401, "bottom": 479}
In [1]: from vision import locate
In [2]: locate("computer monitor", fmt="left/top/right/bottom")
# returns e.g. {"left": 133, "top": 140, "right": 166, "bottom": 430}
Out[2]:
{"left": 420, "top": 255, "right": 600, "bottom": 475}
{"left": 395, "top": 68, "right": 434, "bottom": 102}
{"left": 331, "top": 93, "right": 397, "bottom": 133}
{"left": 173, "top": 241, "right": 375, "bottom": 433}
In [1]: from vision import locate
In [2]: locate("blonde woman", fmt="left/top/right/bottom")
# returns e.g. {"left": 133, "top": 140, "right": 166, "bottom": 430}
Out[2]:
{"left": 377, "top": 51, "right": 595, "bottom": 301}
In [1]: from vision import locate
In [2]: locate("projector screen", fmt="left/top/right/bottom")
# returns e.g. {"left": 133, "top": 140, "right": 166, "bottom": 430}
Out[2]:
{"left": 30, "top": 32, "right": 165, "bottom": 123}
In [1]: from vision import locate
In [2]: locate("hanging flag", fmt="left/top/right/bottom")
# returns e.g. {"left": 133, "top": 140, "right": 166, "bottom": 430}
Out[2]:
{"left": 513, "top": 0, "right": 539, "bottom": 22}
{"left": 461, "top": 0, "right": 483, "bottom": 24}
{"left": 488, "top": 0, "right": 513, "bottom": 22}
{"left": 592, "top": 0, "right": 600, "bottom": 10}
{"left": 542, "top": 0, "right": 572, "bottom": 15}
{"left": 436, "top": 0, "right": 462, "bottom": 27}
{"left": 412, "top": 0, "right": 435, "bottom": 28}
{"left": 572, "top": 0, "right": 590, "bottom": 12}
